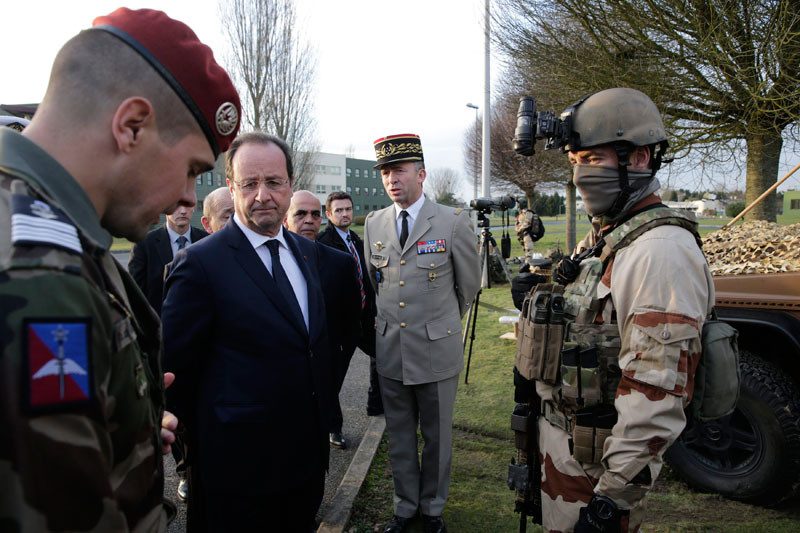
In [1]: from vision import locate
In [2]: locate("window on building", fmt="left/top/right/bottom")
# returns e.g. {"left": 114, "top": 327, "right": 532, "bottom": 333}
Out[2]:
{"left": 331, "top": 185, "right": 342, "bottom": 191}
{"left": 792, "top": 199, "right": 800, "bottom": 210}
{"left": 316, "top": 184, "right": 327, "bottom": 194}
{"left": 355, "top": 187, "right": 360, "bottom": 195}
{"left": 206, "top": 172, "right": 212, "bottom": 186}
{"left": 196, "top": 175, "right": 202, "bottom": 185}
{"left": 380, "top": 189, "right": 385, "bottom": 196}
{"left": 347, "top": 186, "right": 352, "bottom": 193}
{"left": 373, "top": 170, "right": 378, "bottom": 179}
{"left": 347, "top": 168, "right": 352, "bottom": 176}
{"left": 372, "top": 187, "right": 377, "bottom": 196}
{"left": 330, "top": 166, "right": 341, "bottom": 175}
{"left": 355, "top": 169, "right": 360, "bottom": 178}
{"left": 216, "top": 174, "right": 223, "bottom": 186}
{"left": 355, "top": 205, "right": 361, "bottom": 211}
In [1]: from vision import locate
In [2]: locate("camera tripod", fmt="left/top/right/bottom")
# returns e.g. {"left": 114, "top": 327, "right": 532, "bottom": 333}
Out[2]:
{"left": 462, "top": 211, "right": 513, "bottom": 384}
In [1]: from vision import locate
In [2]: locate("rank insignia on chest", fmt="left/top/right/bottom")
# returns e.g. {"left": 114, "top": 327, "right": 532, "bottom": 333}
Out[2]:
{"left": 416, "top": 239, "right": 446, "bottom": 254}
{"left": 23, "top": 319, "right": 93, "bottom": 410}
{"left": 375, "top": 241, "right": 384, "bottom": 251}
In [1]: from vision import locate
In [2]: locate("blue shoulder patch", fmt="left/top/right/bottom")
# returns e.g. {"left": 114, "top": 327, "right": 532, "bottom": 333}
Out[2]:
{"left": 24, "top": 319, "right": 93, "bottom": 411}
{"left": 11, "top": 195, "right": 82, "bottom": 254}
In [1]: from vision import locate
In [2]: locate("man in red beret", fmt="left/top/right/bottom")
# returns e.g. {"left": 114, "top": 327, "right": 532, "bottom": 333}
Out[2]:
{"left": 0, "top": 8, "right": 240, "bottom": 532}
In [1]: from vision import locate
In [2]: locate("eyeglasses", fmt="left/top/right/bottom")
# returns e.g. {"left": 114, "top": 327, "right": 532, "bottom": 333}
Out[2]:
{"left": 293, "top": 209, "right": 321, "bottom": 219}
{"left": 234, "top": 178, "right": 290, "bottom": 193}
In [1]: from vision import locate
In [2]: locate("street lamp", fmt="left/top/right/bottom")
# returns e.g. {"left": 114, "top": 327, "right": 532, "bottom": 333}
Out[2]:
{"left": 466, "top": 103, "right": 479, "bottom": 199}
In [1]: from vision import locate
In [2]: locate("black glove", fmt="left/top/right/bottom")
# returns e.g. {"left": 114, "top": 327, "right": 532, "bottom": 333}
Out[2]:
{"left": 553, "top": 256, "right": 581, "bottom": 285}
{"left": 574, "top": 495, "right": 621, "bottom": 533}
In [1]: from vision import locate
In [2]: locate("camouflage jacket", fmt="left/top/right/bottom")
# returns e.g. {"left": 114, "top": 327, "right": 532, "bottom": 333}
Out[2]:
{"left": 539, "top": 202, "right": 714, "bottom": 509}
{"left": 0, "top": 129, "right": 168, "bottom": 531}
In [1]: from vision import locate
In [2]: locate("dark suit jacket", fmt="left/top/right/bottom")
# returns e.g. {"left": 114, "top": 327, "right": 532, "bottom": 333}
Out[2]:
{"left": 317, "top": 224, "right": 376, "bottom": 356}
{"left": 312, "top": 238, "right": 361, "bottom": 360}
{"left": 128, "top": 225, "right": 208, "bottom": 314}
{"left": 161, "top": 220, "right": 331, "bottom": 530}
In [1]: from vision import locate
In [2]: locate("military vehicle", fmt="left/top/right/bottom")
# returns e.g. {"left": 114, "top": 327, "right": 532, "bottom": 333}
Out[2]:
{"left": 666, "top": 224, "right": 800, "bottom": 505}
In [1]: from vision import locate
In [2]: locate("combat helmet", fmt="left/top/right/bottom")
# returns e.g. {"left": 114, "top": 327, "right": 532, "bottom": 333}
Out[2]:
{"left": 517, "top": 197, "right": 528, "bottom": 209}
{"left": 561, "top": 88, "right": 669, "bottom": 220}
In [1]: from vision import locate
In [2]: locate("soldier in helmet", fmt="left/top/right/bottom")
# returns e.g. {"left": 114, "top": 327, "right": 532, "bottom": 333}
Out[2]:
{"left": 0, "top": 8, "right": 240, "bottom": 531}
{"left": 515, "top": 196, "right": 544, "bottom": 267}
{"left": 520, "top": 88, "right": 714, "bottom": 532}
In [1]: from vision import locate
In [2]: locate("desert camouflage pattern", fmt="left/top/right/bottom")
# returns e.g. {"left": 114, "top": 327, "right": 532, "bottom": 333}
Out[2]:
{"left": 0, "top": 131, "right": 168, "bottom": 531}
{"left": 536, "top": 205, "right": 714, "bottom": 532}
{"left": 516, "top": 209, "right": 540, "bottom": 264}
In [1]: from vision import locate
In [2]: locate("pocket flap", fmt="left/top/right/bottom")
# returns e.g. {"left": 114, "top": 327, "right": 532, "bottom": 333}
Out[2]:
{"left": 370, "top": 254, "right": 389, "bottom": 269}
{"left": 417, "top": 253, "right": 448, "bottom": 269}
{"left": 425, "top": 315, "right": 462, "bottom": 340}
{"left": 631, "top": 311, "right": 699, "bottom": 345}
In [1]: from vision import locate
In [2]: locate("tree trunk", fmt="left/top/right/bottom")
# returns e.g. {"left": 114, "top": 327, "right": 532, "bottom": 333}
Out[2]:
{"left": 566, "top": 180, "right": 576, "bottom": 252}
{"left": 744, "top": 131, "right": 783, "bottom": 222}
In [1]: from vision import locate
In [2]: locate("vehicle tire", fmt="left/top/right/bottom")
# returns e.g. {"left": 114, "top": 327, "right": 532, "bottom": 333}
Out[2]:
{"left": 665, "top": 351, "right": 800, "bottom": 505}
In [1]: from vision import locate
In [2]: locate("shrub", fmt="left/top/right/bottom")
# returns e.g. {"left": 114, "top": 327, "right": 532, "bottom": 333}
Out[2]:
{"left": 725, "top": 201, "right": 745, "bottom": 218}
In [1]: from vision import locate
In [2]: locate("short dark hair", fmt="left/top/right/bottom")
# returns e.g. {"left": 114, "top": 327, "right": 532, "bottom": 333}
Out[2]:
{"left": 225, "top": 131, "right": 294, "bottom": 181}
{"left": 325, "top": 191, "right": 353, "bottom": 212}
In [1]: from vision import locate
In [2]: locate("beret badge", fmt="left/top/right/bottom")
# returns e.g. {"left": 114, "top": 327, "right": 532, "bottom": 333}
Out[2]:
{"left": 216, "top": 102, "right": 239, "bottom": 136}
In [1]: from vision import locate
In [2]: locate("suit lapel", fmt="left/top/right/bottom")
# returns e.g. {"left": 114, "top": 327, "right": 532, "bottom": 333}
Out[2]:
{"left": 226, "top": 222, "right": 308, "bottom": 338}
{"left": 156, "top": 226, "right": 173, "bottom": 264}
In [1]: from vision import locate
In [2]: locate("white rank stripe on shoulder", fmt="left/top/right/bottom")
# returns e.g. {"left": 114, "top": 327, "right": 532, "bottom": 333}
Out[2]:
{"left": 11, "top": 213, "right": 82, "bottom": 254}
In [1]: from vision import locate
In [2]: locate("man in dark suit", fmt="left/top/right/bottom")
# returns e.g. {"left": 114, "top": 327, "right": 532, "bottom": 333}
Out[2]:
{"left": 128, "top": 202, "right": 207, "bottom": 503}
{"left": 161, "top": 132, "right": 331, "bottom": 532}
{"left": 284, "top": 190, "right": 361, "bottom": 449}
{"left": 129, "top": 204, "right": 208, "bottom": 314}
{"left": 318, "top": 191, "right": 384, "bottom": 417}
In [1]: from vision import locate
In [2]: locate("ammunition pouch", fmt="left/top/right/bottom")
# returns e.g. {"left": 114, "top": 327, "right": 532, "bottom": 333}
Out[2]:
{"left": 515, "top": 283, "right": 565, "bottom": 383}
{"left": 692, "top": 315, "right": 740, "bottom": 421}
{"left": 572, "top": 405, "right": 617, "bottom": 464}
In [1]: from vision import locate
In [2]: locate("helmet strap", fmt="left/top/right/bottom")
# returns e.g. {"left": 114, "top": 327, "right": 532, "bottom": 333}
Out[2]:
{"left": 604, "top": 143, "right": 634, "bottom": 220}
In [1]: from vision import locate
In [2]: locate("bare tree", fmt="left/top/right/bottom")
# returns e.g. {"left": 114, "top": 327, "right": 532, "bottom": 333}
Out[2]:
{"left": 424, "top": 167, "right": 465, "bottom": 206}
{"left": 494, "top": 0, "right": 800, "bottom": 222}
{"left": 219, "top": 0, "right": 320, "bottom": 188}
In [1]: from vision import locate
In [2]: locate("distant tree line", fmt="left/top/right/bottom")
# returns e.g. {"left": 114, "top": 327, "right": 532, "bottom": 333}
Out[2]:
{"left": 526, "top": 192, "right": 565, "bottom": 217}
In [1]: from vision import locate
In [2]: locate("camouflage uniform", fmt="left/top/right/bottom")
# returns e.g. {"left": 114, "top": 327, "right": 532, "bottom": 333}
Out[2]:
{"left": 0, "top": 129, "right": 167, "bottom": 531}
{"left": 516, "top": 209, "right": 541, "bottom": 265}
{"left": 536, "top": 203, "right": 714, "bottom": 532}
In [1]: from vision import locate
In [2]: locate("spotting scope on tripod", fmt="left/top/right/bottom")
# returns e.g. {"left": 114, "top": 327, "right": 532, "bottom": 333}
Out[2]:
{"left": 462, "top": 195, "right": 516, "bottom": 383}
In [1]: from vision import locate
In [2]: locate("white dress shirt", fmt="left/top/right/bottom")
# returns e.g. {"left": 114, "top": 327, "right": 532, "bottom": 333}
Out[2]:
{"left": 233, "top": 214, "right": 309, "bottom": 330}
{"left": 166, "top": 225, "right": 192, "bottom": 257}
{"left": 393, "top": 193, "right": 426, "bottom": 242}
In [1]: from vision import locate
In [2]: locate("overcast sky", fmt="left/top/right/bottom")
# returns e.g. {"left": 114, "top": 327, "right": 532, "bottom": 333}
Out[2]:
{"left": 2, "top": 1, "right": 797, "bottom": 197}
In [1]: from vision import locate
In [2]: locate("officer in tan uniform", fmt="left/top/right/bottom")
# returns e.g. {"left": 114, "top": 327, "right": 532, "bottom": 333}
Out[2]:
{"left": 0, "top": 8, "right": 240, "bottom": 531}
{"left": 513, "top": 88, "right": 714, "bottom": 532}
{"left": 364, "top": 134, "right": 480, "bottom": 533}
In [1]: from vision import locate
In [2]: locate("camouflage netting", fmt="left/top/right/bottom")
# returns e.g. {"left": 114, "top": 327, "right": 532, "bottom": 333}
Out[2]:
{"left": 702, "top": 221, "right": 800, "bottom": 275}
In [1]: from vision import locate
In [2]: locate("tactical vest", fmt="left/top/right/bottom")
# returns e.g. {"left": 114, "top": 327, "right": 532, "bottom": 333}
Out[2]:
{"left": 516, "top": 207, "right": 700, "bottom": 462}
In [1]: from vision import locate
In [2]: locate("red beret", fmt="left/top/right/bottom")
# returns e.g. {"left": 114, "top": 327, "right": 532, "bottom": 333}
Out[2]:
{"left": 91, "top": 7, "right": 241, "bottom": 157}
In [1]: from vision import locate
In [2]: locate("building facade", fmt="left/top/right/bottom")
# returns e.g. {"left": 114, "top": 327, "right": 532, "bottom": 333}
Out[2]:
{"left": 346, "top": 157, "right": 388, "bottom": 217}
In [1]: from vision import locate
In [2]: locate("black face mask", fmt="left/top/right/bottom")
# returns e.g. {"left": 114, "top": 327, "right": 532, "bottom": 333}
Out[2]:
{"left": 573, "top": 164, "right": 659, "bottom": 219}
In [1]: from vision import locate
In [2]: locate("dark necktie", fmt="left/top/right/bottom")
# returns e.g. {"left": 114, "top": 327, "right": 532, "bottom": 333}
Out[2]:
{"left": 176, "top": 235, "right": 188, "bottom": 250}
{"left": 399, "top": 210, "right": 409, "bottom": 248}
{"left": 347, "top": 235, "right": 366, "bottom": 309}
{"left": 266, "top": 239, "right": 306, "bottom": 331}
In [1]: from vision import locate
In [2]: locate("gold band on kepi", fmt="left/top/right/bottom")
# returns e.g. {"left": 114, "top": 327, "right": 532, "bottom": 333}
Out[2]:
{"left": 373, "top": 134, "right": 424, "bottom": 169}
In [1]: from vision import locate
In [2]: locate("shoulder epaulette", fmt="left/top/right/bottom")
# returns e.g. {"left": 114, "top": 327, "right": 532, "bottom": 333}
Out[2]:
{"left": 367, "top": 211, "right": 375, "bottom": 218}
{"left": 10, "top": 194, "right": 82, "bottom": 254}
{"left": 454, "top": 208, "right": 464, "bottom": 215}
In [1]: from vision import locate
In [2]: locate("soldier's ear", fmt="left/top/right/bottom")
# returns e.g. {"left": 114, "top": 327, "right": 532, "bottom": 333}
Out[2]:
{"left": 111, "top": 97, "right": 155, "bottom": 153}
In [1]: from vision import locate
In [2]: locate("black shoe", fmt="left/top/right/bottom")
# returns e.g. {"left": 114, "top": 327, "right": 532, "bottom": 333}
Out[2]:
{"left": 422, "top": 515, "right": 447, "bottom": 533}
{"left": 367, "top": 404, "right": 384, "bottom": 416}
{"left": 329, "top": 432, "right": 346, "bottom": 449}
{"left": 383, "top": 515, "right": 410, "bottom": 533}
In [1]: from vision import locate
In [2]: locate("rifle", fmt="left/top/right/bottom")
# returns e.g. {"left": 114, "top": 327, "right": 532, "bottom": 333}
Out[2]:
{"left": 508, "top": 369, "right": 542, "bottom": 532}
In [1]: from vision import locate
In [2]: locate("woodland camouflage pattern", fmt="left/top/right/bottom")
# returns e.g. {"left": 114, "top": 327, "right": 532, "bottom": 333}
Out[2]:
{"left": 0, "top": 130, "right": 167, "bottom": 531}
{"left": 535, "top": 205, "right": 714, "bottom": 532}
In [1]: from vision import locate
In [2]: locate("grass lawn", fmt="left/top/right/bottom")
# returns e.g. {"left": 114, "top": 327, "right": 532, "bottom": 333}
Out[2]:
{"left": 347, "top": 230, "right": 800, "bottom": 532}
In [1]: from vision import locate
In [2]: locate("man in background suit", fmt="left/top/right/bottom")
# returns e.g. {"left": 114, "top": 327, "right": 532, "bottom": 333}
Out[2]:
{"left": 162, "top": 132, "right": 331, "bottom": 532}
{"left": 318, "top": 191, "right": 384, "bottom": 417}
{"left": 283, "top": 190, "right": 361, "bottom": 449}
{"left": 201, "top": 186, "right": 235, "bottom": 233}
{"left": 364, "top": 134, "right": 480, "bottom": 533}
{"left": 128, "top": 202, "right": 207, "bottom": 502}
{"left": 129, "top": 204, "right": 208, "bottom": 314}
